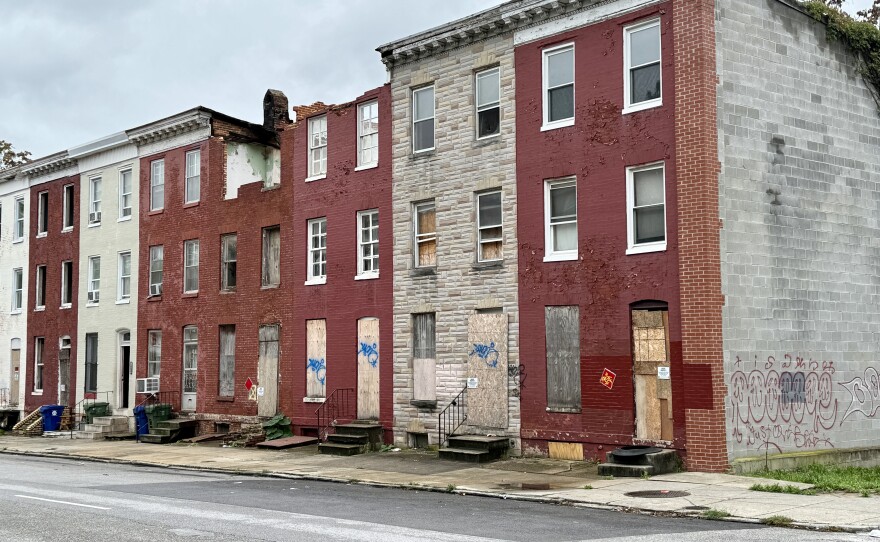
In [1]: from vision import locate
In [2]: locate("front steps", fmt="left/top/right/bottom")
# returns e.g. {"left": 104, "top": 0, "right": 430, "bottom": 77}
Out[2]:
{"left": 439, "top": 435, "right": 510, "bottom": 463}
{"left": 139, "top": 418, "right": 198, "bottom": 444}
{"left": 598, "top": 446, "right": 681, "bottom": 477}
{"left": 318, "top": 422, "right": 383, "bottom": 456}
{"left": 75, "top": 416, "right": 131, "bottom": 440}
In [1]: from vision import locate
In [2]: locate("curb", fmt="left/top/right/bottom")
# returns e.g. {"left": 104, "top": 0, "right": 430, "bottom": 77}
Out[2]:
{"left": 0, "top": 447, "right": 873, "bottom": 534}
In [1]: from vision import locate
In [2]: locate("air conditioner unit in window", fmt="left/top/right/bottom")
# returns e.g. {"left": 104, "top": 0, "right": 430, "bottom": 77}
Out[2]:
{"left": 87, "top": 290, "right": 99, "bottom": 303}
{"left": 89, "top": 211, "right": 101, "bottom": 224}
{"left": 136, "top": 377, "right": 160, "bottom": 394}
{"left": 149, "top": 283, "right": 162, "bottom": 297}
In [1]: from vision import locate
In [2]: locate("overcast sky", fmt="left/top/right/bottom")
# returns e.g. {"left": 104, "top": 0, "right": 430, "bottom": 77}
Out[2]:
{"left": 0, "top": 0, "right": 873, "bottom": 158}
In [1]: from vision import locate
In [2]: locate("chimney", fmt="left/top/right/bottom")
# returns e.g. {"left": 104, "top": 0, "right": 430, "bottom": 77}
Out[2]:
{"left": 263, "top": 89, "right": 291, "bottom": 132}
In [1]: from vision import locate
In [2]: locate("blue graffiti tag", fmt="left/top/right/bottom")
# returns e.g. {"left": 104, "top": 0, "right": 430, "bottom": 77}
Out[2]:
{"left": 307, "top": 357, "right": 327, "bottom": 386}
{"left": 359, "top": 342, "right": 379, "bottom": 368}
{"left": 470, "top": 342, "right": 500, "bottom": 368}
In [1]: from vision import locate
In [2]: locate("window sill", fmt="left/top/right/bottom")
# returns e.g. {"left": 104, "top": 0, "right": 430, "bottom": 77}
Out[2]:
{"left": 354, "top": 163, "right": 378, "bottom": 172}
{"left": 118, "top": 215, "right": 132, "bottom": 223}
{"left": 622, "top": 99, "right": 662, "bottom": 115}
{"left": 12, "top": 238, "right": 23, "bottom": 244}
{"left": 31, "top": 390, "right": 43, "bottom": 396}
{"left": 61, "top": 227, "right": 74, "bottom": 233}
{"left": 116, "top": 299, "right": 131, "bottom": 305}
{"left": 474, "top": 133, "right": 501, "bottom": 147}
{"left": 262, "top": 183, "right": 281, "bottom": 192}
{"left": 146, "top": 296, "right": 161, "bottom": 302}
{"left": 303, "top": 397, "right": 325, "bottom": 403}
{"left": 410, "top": 267, "right": 436, "bottom": 278}
{"left": 305, "top": 174, "right": 326, "bottom": 183}
{"left": 88, "top": 222, "right": 101, "bottom": 228}
{"left": 9, "top": 309, "right": 22, "bottom": 315}
{"left": 60, "top": 304, "right": 72, "bottom": 310}
{"left": 34, "top": 306, "right": 45, "bottom": 312}
{"left": 473, "top": 261, "right": 503, "bottom": 271}
{"left": 182, "top": 292, "right": 199, "bottom": 298}
{"left": 183, "top": 201, "right": 200, "bottom": 209}
{"left": 543, "top": 253, "right": 578, "bottom": 263}
{"left": 411, "top": 148, "right": 435, "bottom": 159}
{"left": 217, "top": 396, "right": 234, "bottom": 403}
{"left": 354, "top": 273, "right": 379, "bottom": 281}
{"left": 86, "top": 302, "right": 99, "bottom": 308}
{"left": 261, "top": 284, "right": 280, "bottom": 290}
{"left": 148, "top": 209, "right": 164, "bottom": 216}
{"left": 626, "top": 242, "right": 666, "bottom": 256}
{"left": 304, "top": 277, "right": 327, "bottom": 286}
{"left": 220, "top": 288, "right": 236, "bottom": 294}
{"left": 540, "top": 119, "right": 575, "bottom": 132}
{"left": 410, "top": 399, "right": 437, "bottom": 409}
{"left": 546, "top": 407, "right": 582, "bottom": 414}
{"left": 36, "top": 232, "right": 47, "bottom": 239}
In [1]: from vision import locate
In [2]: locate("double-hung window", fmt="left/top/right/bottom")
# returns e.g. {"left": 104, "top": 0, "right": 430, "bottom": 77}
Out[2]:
{"left": 149, "top": 246, "right": 163, "bottom": 296}
{"left": 118, "top": 251, "right": 131, "bottom": 301}
{"left": 150, "top": 159, "right": 165, "bottom": 211}
{"left": 357, "top": 210, "right": 379, "bottom": 277}
{"left": 219, "top": 325, "right": 235, "bottom": 397}
{"left": 147, "top": 330, "right": 162, "bottom": 377}
{"left": 85, "top": 333, "right": 98, "bottom": 393}
{"left": 624, "top": 19, "right": 662, "bottom": 113}
{"left": 542, "top": 44, "right": 575, "bottom": 128}
{"left": 544, "top": 178, "right": 578, "bottom": 261}
{"left": 221, "top": 234, "right": 237, "bottom": 291}
{"left": 89, "top": 177, "right": 102, "bottom": 225}
{"left": 476, "top": 67, "right": 501, "bottom": 138}
{"left": 626, "top": 163, "right": 666, "bottom": 254}
{"left": 414, "top": 202, "right": 437, "bottom": 268}
{"left": 185, "top": 150, "right": 200, "bottom": 203}
{"left": 184, "top": 239, "right": 199, "bottom": 293}
{"left": 119, "top": 169, "right": 133, "bottom": 219}
{"left": 87, "top": 256, "right": 100, "bottom": 304}
{"left": 306, "top": 218, "right": 327, "bottom": 284}
{"left": 11, "top": 268, "right": 23, "bottom": 312}
{"left": 477, "top": 191, "right": 503, "bottom": 262}
{"left": 412, "top": 86, "right": 435, "bottom": 153}
{"left": 35, "top": 265, "right": 46, "bottom": 309}
{"left": 13, "top": 196, "right": 25, "bottom": 241}
{"left": 307, "top": 116, "right": 327, "bottom": 180}
{"left": 34, "top": 337, "right": 44, "bottom": 391}
{"left": 62, "top": 184, "right": 75, "bottom": 230}
{"left": 37, "top": 191, "right": 48, "bottom": 236}
{"left": 262, "top": 226, "right": 281, "bottom": 287}
{"left": 61, "top": 260, "right": 73, "bottom": 307}
{"left": 357, "top": 101, "right": 379, "bottom": 168}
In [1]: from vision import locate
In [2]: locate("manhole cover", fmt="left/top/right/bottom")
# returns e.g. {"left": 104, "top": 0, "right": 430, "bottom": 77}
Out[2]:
{"left": 625, "top": 490, "right": 690, "bottom": 498}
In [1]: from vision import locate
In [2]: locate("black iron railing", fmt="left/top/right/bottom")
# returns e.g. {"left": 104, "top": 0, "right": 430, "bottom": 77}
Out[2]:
{"left": 136, "top": 390, "right": 178, "bottom": 410}
{"left": 315, "top": 388, "right": 356, "bottom": 440}
{"left": 438, "top": 385, "right": 468, "bottom": 446}
{"left": 69, "top": 391, "right": 114, "bottom": 438}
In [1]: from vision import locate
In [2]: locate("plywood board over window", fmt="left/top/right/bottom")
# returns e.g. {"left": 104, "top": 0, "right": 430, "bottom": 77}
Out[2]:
{"left": 357, "top": 318, "right": 380, "bottom": 420}
{"left": 631, "top": 308, "right": 672, "bottom": 441}
{"left": 262, "top": 226, "right": 281, "bottom": 287}
{"left": 306, "top": 320, "right": 327, "bottom": 399}
{"left": 412, "top": 313, "right": 436, "bottom": 402}
{"left": 258, "top": 324, "right": 279, "bottom": 416}
{"left": 545, "top": 306, "right": 581, "bottom": 412}
{"left": 466, "top": 313, "right": 508, "bottom": 429}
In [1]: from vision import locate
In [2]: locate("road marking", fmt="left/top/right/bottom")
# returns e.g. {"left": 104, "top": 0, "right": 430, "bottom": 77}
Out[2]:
{"left": 15, "top": 494, "right": 111, "bottom": 510}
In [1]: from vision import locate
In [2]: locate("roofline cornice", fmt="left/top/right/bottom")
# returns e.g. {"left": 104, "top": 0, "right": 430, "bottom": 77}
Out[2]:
{"left": 126, "top": 109, "right": 212, "bottom": 147}
{"left": 21, "top": 152, "right": 76, "bottom": 177}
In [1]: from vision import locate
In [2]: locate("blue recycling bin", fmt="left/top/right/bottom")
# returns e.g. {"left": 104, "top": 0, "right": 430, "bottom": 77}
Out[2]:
{"left": 133, "top": 405, "right": 149, "bottom": 441}
{"left": 39, "top": 405, "right": 65, "bottom": 432}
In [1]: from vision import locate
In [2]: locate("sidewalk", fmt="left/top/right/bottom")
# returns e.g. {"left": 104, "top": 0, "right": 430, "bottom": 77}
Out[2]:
{"left": 1, "top": 434, "right": 879, "bottom": 533}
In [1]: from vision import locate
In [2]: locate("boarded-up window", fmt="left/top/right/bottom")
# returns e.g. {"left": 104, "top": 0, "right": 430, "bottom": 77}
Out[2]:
{"left": 258, "top": 324, "right": 280, "bottom": 416}
{"left": 414, "top": 202, "right": 436, "bottom": 267}
{"left": 412, "top": 313, "right": 435, "bottom": 358}
{"left": 306, "top": 319, "right": 327, "bottom": 398}
{"left": 412, "top": 313, "right": 436, "bottom": 402}
{"left": 219, "top": 325, "right": 235, "bottom": 397}
{"left": 262, "top": 226, "right": 281, "bottom": 287}
{"left": 477, "top": 191, "right": 502, "bottom": 262}
{"left": 545, "top": 306, "right": 581, "bottom": 412}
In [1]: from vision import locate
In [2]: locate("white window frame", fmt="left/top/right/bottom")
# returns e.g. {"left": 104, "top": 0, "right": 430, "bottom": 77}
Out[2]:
{"left": 147, "top": 330, "right": 162, "bottom": 378}
{"left": 33, "top": 337, "right": 44, "bottom": 392}
{"left": 544, "top": 177, "right": 578, "bottom": 262}
{"left": 626, "top": 162, "right": 667, "bottom": 255}
{"left": 13, "top": 196, "right": 25, "bottom": 242}
{"left": 185, "top": 149, "right": 201, "bottom": 204}
{"left": 119, "top": 168, "right": 133, "bottom": 220}
{"left": 117, "top": 251, "right": 132, "bottom": 302}
{"left": 306, "top": 217, "right": 327, "bottom": 285}
{"left": 542, "top": 43, "right": 575, "bottom": 130}
{"left": 623, "top": 18, "right": 663, "bottom": 114}
{"left": 184, "top": 239, "right": 199, "bottom": 293}
{"left": 87, "top": 256, "right": 101, "bottom": 305}
{"left": 11, "top": 268, "right": 23, "bottom": 313}
{"left": 475, "top": 67, "right": 501, "bottom": 140}
{"left": 412, "top": 86, "right": 435, "bottom": 153}
{"left": 149, "top": 245, "right": 163, "bottom": 296}
{"left": 62, "top": 184, "right": 75, "bottom": 231}
{"left": 221, "top": 234, "right": 237, "bottom": 291}
{"left": 36, "top": 191, "right": 48, "bottom": 237}
{"left": 307, "top": 116, "right": 327, "bottom": 181}
{"left": 356, "top": 101, "right": 379, "bottom": 170}
{"left": 60, "top": 260, "right": 73, "bottom": 308}
{"left": 413, "top": 201, "right": 437, "bottom": 268}
{"left": 35, "top": 265, "right": 46, "bottom": 310}
{"left": 150, "top": 159, "right": 165, "bottom": 211}
{"left": 356, "top": 209, "right": 379, "bottom": 279}
{"left": 477, "top": 190, "right": 503, "bottom": 262}
{"left": 88, "top": 176, "right": 102, "bottom": 225}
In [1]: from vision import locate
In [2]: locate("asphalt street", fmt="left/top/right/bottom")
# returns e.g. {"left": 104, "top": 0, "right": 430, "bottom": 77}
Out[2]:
{"left": 0, "top": 455, "right": 868, "bottom": 541}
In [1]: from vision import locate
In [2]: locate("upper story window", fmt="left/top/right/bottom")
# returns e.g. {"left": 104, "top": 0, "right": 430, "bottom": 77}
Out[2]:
{"left": 36, "top": 191, "right": 48, "bottom": 236}
{"left": 544, "top": 177, "right": 577, "bottom": 261}
{"left": 149, "top": 245, "right": 163, "bottom": 297}
{"left": 150, "top": 159, "right": 165, "bottom": 211}
{"left": 414, "top": 201, "right": 437, "bottom": 268}
{"left": 307, "top": 116, "right": 327, "bottom": 180}
{"left": 626, "top": 163, "right": 666, "bottom": 254}
{"left": 624, "top": 19, "right": 662, "bottom": 113}
{"left": 11, "top": 268, "right": 23, "bottom": 312}
{"left": 184, "top": 239, "right": 199, "bottom": 293}
{"left": 33, "top": 337, "right": 44, "bottom": 391}
{"left": 542, "top": 44, "right": 575, "bottom": 129}
{"left": 89, "top": 177, "right": 102, "bottom": 225}
{"left": 62, "top": 184, "right": 75, "bottom": 230}
{"left": 357, "top": 101, "right": 379, "bottom": 168}
{"left": 185, "top": 150, "right": 200, "bottom": 203}
{"left": 477, "top": 191, "right": 503, "bottom": 262}
{"left": 87, "top": 256, "right": 100, "bottom": 304}
{"left": 412, "top": 86, "right": 435, "bottom": 153}
{"left": 119, "top": 169, "right": 133, "bottom": 219}
{"left": 262, "top": 226, "right": 281, "bottom": 288}
{"left": 61, "top": 260, "right": 73, "bottom": 307}
{"left": 118, "top": 251, "right": 131, "bottom": 301}
{"left": 221, "top": 234, "right": 237, "bottom": 291}
{"left": 476, "top": 67, "right": 501, "bottom": 139}
{"left": 306, "top": 218, "right": 327, "bottom": 285}
{"left": 13, "top": 196, "right": 25, "bottom": 241}
{"left": 35, "top": 264, "right": 46, "bottom": 309}
{"left": 357, "top": 209, "right": 379, "bottom": 278}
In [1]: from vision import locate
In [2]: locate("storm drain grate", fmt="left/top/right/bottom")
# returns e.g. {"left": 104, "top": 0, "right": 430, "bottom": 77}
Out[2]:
{"left": 624, "top": 490, "right": 691, "bottom": 499}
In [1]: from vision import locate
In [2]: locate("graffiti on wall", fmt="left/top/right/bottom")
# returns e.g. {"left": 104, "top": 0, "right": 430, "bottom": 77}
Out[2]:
{"left": 470, "top": 342, "right": 500, "bottom": 368}
{"left": 840, "top": 368, "right": 880, "bottom": 423}
{"left": 307, "top": 357, "right": 326, "bottom": 386}
{"left": 358, "top": 342, "right": 379, "bottom": 368}
{"left": 508, "top": 364, "right": 526, "bottom": 398}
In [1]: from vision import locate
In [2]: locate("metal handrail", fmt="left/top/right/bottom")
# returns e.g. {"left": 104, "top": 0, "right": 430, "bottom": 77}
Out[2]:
{"left": 315, "top": 388, "right": 356, "bottom": 440}
{"left": 135, "top": 390, "right": 178, "bottom": 410}
{"left": 69, "top": 391, "right": 114, "bottom": 438}
{"left": 438, "top": 385, "right": 468, "bottom": 446}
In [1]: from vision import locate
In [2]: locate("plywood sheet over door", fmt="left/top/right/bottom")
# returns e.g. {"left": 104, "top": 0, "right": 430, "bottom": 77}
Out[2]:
{"left": 466, "top": 313, "right": 508, "bottom": 429}
{"left": 306, "top": 320, "right": 327, "bottom": 399}
{"left": 357, "top": 318, "right": 380, "bottom": 420}
{"left": 632, "top": 309, "right": 673, "bottom": 441}
{"left": 258, "top": 324, "right": 280, "bottom": 417}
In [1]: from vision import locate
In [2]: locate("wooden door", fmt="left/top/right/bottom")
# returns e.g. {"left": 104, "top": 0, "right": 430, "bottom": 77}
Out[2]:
{"left": 306, "top": 320, "right": 326, "bottom": 399}
{"left": 10, "top": 348, "right": 20, "bottom": 407}
{"left": 545, "top": 306, "right": 581, "bottom": 412}
{"left": 58, "top": 353, "right": 70, "bottom": 406}
{"left": 258, "top": 324, "right": 280, "bottom": 417}
{"left": 632, "top": 309, "right": 673, "bottom": 441}
{"left": 357, "top": 318, "right": 379, "bottom": 420}
{"left": 466, "top": 313, "right": 508, "bottom": 429}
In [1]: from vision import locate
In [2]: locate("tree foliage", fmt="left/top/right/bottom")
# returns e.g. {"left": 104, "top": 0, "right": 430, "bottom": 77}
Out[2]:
{"left": 0, "top": 139, "right": 31, "bottom": 170}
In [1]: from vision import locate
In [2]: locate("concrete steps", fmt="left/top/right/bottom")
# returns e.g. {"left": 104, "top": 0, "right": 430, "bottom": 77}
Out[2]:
{"left": 139, "top": 418, "right": 197, "bottom": 444}
{"left": 318, "top": 421, "right": 383, "bottom": 456}
{"left": 439, "top": 435, "right": 509, "bottom": 463}
{"left": 74, "top": 416, "right": 130, "bottom": 440}
{"left": 598, "top": 446, "right": 681, "bottom": 477}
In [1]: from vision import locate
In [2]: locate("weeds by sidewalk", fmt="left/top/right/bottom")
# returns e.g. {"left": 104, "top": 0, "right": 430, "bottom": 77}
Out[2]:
{"left": 749, "top": 464, "right": 880, "bottom": 495}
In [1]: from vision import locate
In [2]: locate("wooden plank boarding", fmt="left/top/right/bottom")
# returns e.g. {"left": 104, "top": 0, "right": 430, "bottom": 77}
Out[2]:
{"left": 466, "top": 313, "right": 508, "bottom": 429}
{"left": 306, "top": 320, "right": 327, "bottom": 398}
{"left": 545, "top": 306, "right": 581, "bottom": 412}
{"left": 258, "top": 324, "right": 280, "bottom": 417}
{"left": 357, "top": 317, "right": 380, "bottom": 420}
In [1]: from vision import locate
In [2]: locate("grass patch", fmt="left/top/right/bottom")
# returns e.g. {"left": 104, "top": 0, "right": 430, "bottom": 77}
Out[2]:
{"left": 702, "top": 509, "right": 731, "bottom": 520}
{"left": 446, "top": 484, "right": 457, "bottom": 493}
{"left": 582, "top": 484, "right": 593, "bottom": 490}
{"left": 749, "top": 482, "right": 816, "bottom": 495}
{"left": 749, "top": 464, "right": 880, "bottom": 494}
{"left": 761, "top": 515, "right": 793, "bottom": 527}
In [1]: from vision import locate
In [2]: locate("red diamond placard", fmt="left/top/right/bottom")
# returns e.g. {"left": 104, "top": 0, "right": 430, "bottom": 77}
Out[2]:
{"left": 245, "top": 377, "right": 254, "bottom": 391}
{"left": 600, "top": 368, "right": 616, "bottom": 390}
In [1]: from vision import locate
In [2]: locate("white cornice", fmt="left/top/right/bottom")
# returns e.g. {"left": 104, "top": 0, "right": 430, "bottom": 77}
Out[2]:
{"left": 68, "top": 131, "right": 129, "bottom": 159}
{"left": 126, "top": 109, "right": 212, "bottom": 147}
{"left": 21, "top": 152, "right": 76, "bottom": 177}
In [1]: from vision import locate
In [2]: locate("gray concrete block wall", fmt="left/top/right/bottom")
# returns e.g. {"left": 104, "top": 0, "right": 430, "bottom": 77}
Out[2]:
{"left": 717, "top": 0, "right": 880, "bottom": 461}
{"left": 388, "top": 35, "right": 521, "bottom": 450}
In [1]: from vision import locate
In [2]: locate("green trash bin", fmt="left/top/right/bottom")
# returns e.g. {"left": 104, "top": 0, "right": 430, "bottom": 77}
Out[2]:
{"left": 83, "top": 402, "right": 111, "bottom": 425}
{"left": 145, "top": 403, "right": 172, "bottom": 428}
